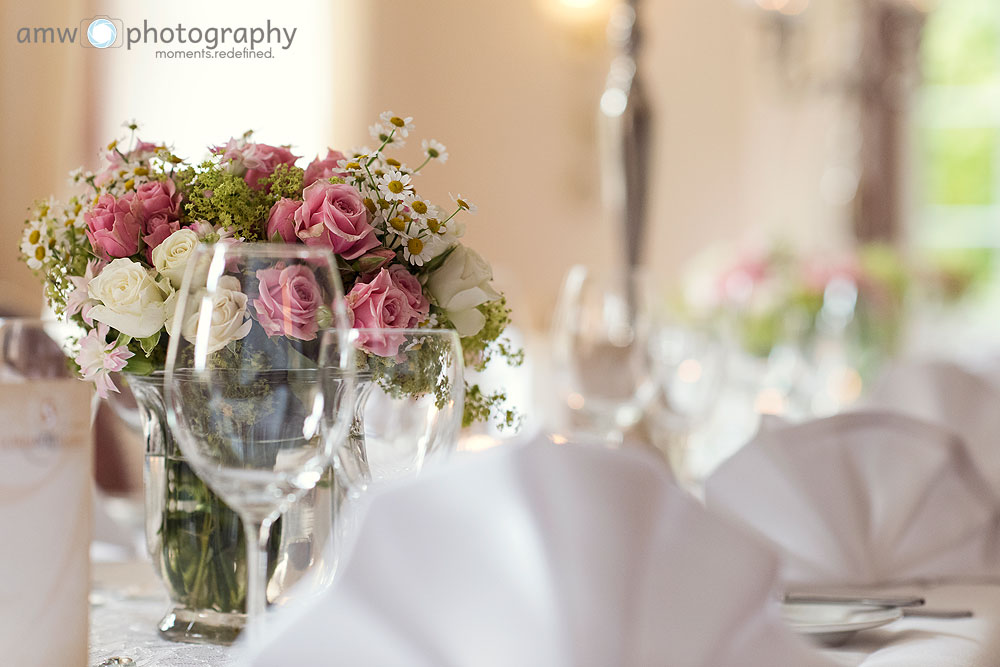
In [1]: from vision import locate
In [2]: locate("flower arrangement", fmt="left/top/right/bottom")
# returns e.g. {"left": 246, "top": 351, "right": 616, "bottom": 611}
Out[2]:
{"left": 677, "top": 241, "right": 908, "bottom": 360}
{"left": 21, "top": 114, "right": 521, "bottom": 427}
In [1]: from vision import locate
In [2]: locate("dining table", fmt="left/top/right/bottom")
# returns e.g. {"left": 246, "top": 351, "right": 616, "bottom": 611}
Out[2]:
{"left": 88, "top": 559, "right": 1000, "bottom": 666}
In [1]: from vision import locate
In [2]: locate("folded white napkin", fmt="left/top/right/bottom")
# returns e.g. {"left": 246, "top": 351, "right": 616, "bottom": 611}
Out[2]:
{"left": 706, "top": 412, "right": 1000, "bottom": 588}
{"left": 245, "top": 437, "right": 832, "bottom": 667}
{"left": 864, "top": 360, "right": 1000, "bottom": 496}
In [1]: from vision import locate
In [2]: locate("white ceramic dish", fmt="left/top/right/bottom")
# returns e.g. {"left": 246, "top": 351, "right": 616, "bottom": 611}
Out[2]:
{"left": 782, "top": 602, "right": 902, "bottom": 646}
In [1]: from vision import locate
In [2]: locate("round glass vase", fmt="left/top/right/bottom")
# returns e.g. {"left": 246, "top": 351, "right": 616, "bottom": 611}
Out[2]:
{"left": 127, "top": 372, "right": 342, "bottom": 645}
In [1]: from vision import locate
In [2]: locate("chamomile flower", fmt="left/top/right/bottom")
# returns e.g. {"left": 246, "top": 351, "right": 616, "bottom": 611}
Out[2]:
{"left": 402, "top": 234, "right": 434, "bottom": 266}
{"left": 369, "top": 122, "right": 407, "bottom": 149}
{"left": 382, "top": 156, "right": 406, "bottom": 170}
{"left": 379, "top": 111, "right": 414, "bottom": 138}
{"left": 378, "top": 169, "right": 414, "bottom": 202}
{"left": 67, "top": 167, "right": 86, "bottom": 186}
{"left": 21, "top": 220, "right": 50, "bottom": 270}
{"left": 36, "top": 196, "right": 58, "bottom": 219}
{"left": 336, "top": 156, "right": 367, "bottom": 176}
{"left": 385, "top": 210, "right": 413, "bottom": 235}
{"left": 421, "top": 139, "right": 448, "bottom": 163}
{"left": 450, "top": 193, "right": 477, "bottom": 214}
{"left": 405, "top": 195, "right": 433, "bottom": 221}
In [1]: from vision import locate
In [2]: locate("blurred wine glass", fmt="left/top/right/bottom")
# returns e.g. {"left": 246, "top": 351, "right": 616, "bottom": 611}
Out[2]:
{"left": 331, "top": 328, "right": 464, "bottom": 559}
{"left": 551, "top": 265, "right": 656, "bottom": 445}
{"left": 648, "top": 324, "right": 726, "bottom": 489}
{"left": 164, "top": 243, "right": 356, "bottom": 645}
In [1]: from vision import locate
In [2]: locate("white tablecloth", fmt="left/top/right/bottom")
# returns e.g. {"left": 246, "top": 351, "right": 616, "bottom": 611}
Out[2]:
{"left": 822, "top": 583, "right": 1000, "bottom": 667}
{"left": 89, "top": 562, "right": 1000, "bottom": 666}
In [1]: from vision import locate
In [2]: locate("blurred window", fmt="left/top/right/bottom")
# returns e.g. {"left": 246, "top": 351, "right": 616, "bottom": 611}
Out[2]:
{"left": 916, "top": 0, "right": 1000, "bottom": 251}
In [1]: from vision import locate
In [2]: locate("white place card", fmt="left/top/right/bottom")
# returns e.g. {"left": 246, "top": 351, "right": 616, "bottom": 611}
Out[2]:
{"left": 0, "top": 379, "right": 93, "bottom": 666}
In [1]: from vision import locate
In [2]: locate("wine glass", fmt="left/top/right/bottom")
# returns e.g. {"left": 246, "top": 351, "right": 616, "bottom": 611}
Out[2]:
{"left": 330, "top": 328, "right": 464, "bottom": 555}
{"left": 163, "top": 243, "right": 356, "bottom": 644}
{"left": 551, "top": 265, "right": 657, "bottom": 445}
{"left": 648, "top": 324, "right": 726, "bottom": 490}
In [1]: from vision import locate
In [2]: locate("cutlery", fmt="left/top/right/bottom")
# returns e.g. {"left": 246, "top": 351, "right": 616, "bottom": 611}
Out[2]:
{"left": 901, "top": 608, "right": 973, "bottom": 619}
{"left": 783, "top": 593, "right": 925, "bottom": 608}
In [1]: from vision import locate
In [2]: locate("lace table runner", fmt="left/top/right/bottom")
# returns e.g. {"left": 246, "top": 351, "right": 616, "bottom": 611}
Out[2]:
{"left": 89, "top": 561, "right": 238, "bottom": 667}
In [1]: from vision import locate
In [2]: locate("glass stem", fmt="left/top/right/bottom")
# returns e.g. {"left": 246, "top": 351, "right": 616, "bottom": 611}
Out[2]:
{"left": 242, "top": 513, "right": 274, "bottom": 646}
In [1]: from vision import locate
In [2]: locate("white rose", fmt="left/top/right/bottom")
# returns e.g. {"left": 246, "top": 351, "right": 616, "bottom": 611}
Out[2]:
{"left": 165, "top": 276, "right": 252, "bottom": 354}
{"left": 425, "top": 245, "right": 500, "bottom": 337}
{"left": 152, "top": 229, "right": 200, "bottom": 289}
{"left": 88, "top": 258, "right": 171, "bottom": 339}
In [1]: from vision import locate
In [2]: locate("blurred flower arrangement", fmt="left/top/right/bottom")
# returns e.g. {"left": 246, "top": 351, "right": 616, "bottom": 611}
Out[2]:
{"left": 679, "top": 243, "right": 905, "bottom": 358}
{"left": 20, "top": 114, "right": 522, "bottom": 427}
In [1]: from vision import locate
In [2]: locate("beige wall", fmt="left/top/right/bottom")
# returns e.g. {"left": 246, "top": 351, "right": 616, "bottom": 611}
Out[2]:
{"left": 0, "top": 0, "right": 94, "bottom": 316}
{"left": 0, "top": 0, "right": 856, "bottom": 326}
{"left": 357, "top": 0, "right": 856, "bottom": 330}
{"left": 356, "top": 0, "right": 614, "bottom": 330}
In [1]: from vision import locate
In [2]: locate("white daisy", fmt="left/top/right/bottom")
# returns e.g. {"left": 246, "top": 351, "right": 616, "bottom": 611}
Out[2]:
{"left": 404, "top": 195, "right": 433, "bottom": 221}
{"left": 378, "top": 111, "right": 414, "bottom": 138}
{"left": 369, "top": 123, "right": 389, "bottom": 143}
{"left": 369, "top": 124, "right": 406, "bottom": 149}
{"left": 21, "top": 220, "right": 50, "bottom": 270}
{"left": 402, "top": 234, "right": 434, "bottom": 266}
{"left": 450, "top": 192, "right": 478, "bottom": 214}
{"left": 421, "top": 139, "right": 448, "bottom": 163}
{"left": 67, "top": 167, "right": 86, "bottom": 186}
{"left": 377, "top": 169, "right": 414, "bottom": 202}
{"left": 65, "top": 205, "right": 87, "bottom": 231}
{"left": 382, "top": 156, "right": 408, "bottom": 171}
{"left": 370, "top": 121, "right": 407, "bottom": 148}
{"left": 336, "top": 156, "right": 367, "bottom": 176}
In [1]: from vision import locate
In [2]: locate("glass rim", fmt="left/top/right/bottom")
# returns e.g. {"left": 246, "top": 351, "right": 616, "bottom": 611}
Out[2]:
{"left": 327, "top": 327, "right": 461, "bottom": 335}
{"left": 188, "top": 241, "right": 343, "bottom": 260}
{"left": 323, "top": 327, "right": 463, "bottom": 346}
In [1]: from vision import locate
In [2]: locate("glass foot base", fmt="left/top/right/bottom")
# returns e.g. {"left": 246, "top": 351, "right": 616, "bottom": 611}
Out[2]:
{"left": 158, "top": 607, "right": 245, "bottom": 645}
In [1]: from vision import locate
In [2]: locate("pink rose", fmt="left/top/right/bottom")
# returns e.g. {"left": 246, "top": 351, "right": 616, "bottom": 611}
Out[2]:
{"left": 131, "top": 180, "right": 180, "bottom": 221}
{"left": 84, "top": 194, "right": 141, "bottom": 259}
{"left": 253, "top": 264, "right": 323, "bottom": 340}
{"left": 242, "top": 143, "right": 299, "bottom": 191}
{"left": 388, "top": 264, "right": 430, "bottom": 322}
{"left": 128, "top": 180, "right": 182, "bottom": 256}
{"left": 266, "top": 198, "right": 304, "bottom": 243}
{"left": 294, "top": 181, "right": 379, "bottom": 260}
{"left": 303, "top": 149, "right": 347, "bottom": 187}
{"left": 346, "top": 268, "right": 422, "bottom": 356}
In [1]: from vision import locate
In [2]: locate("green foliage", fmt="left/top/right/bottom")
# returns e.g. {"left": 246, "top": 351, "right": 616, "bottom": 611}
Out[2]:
{"left": 463, "top": 382, "right": 521, "bottom": 430}
{"left": 443, "top": 295, "right": 524, "bottom": 428}
{"left": 174, "top": 161, "right": 272, "bottom": 240}
{"left": 459, "top": 296, "right": 518, "bottom": 370}
{"left": 265, "top": 163, "right": 305, "bottom": 200}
